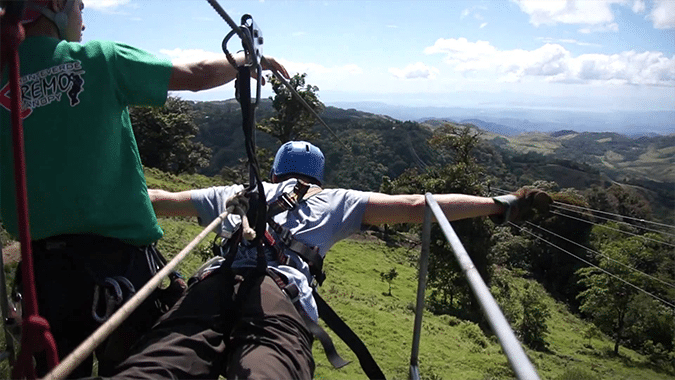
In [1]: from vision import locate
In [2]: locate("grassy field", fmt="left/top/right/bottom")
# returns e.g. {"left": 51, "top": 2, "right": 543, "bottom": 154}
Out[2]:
{"left": 1, "top": 222, "right": 673, "bottom": 379}
{"left": 1, "top": 168, "right": 673, "bottom": 379}
{"left": 311, "top": 238, "right": 674, "bottom": 380}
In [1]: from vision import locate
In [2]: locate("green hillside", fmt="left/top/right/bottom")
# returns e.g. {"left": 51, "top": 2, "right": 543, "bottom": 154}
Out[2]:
{"left": 187, "top": 98, "right": 674, "bottom": 223}
{"left": 1, "top": 168, "right": 673, "bottom": 379}
{"left": 314, "top": 238, "right": 673, "bottom": 380}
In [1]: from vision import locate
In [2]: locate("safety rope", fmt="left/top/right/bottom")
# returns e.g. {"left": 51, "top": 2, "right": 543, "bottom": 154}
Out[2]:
{"left": 262, "top": 59, "right": 349, "bottom": 151}
{"left": 42, "top": 210, "right": 231, "bottom": 380}
{"left": 0, "top": 2, "right": 60, "bottom": 378}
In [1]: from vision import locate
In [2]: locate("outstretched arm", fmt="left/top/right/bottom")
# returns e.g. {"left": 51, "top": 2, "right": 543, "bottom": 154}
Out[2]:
{"left": 362, "top": 193, "right": 505, "bottom": 226}
{"left": 168, "top": 54, "right": 289, "bottom": 92}
{"left": 147, "top": 189, "right": 198, "bottom": 217}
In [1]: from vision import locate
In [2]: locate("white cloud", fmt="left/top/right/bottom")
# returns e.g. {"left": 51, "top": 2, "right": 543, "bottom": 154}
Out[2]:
{"left": 389, "top": 62, "right": 439, "bottom": 79}
{"left": 632, "top": 0, "right": 646, "bottom": 13}
{"left": 539, "top": 37, "right": 602, "bottom": 47}
{"left": 84, "top": 0, "right": 131, "bottom": 11}
{"left": 160, "top": 48, "right": 226, "bottom": 64}
{"left": 578, "top": 22, "right": 620, "bottom": 34}
{"left": 650, "top": 0, "right": 675, "bottom": 29}
{"left": 514, "top": 0, "right": 675, "bottom": 30}
{"left": 161, "top": 52, "right": 364, "bottom": 78}
{"left": 513, "top": 0, "right": 624, "bottom": 26}
{"left": 480, "top": 22, "right": 488, "bottom": 29}
{"left": 277, "top": 60, "right": 363, "bottom": 76}
{"left": 424, "top": 38, "right": 675, "bottom": 87}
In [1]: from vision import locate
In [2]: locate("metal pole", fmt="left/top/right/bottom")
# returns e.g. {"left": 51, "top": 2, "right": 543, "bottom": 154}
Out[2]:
{"left": 424, "top": 194, "right": 540, "bottom": 380}
{"left": 409, "top": 201, "right": 432, "bottom": 380}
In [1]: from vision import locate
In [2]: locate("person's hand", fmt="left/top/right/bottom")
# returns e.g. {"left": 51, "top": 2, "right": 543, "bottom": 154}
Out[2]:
{"left": 261, "top": 56, "right": 289, "bottom": 78}
{"left": 261, "top": 56, "right": 290, "bottom": 81}
{"left": 490, "top": 187, "right": 552, "bottom": 224}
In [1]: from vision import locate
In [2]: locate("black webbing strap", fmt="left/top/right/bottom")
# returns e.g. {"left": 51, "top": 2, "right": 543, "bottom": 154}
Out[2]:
{"left": 266, "top": 269, "right": 350, "bottom": 369}
{"left": 266, "top": 180, "right": 311, "bottom": 218}
{"left": 314, "top": 290, "right": 387, "bottom": 380}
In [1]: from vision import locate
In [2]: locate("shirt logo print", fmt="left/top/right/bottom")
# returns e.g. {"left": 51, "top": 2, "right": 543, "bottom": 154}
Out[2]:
{"left": 0, "top": 60, "right": 85, "bottom": 120}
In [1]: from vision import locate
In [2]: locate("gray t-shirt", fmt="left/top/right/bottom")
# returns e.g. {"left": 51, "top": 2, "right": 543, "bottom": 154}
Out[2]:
{"left": 190, "top": 178, "right": 372, "bottom": 321}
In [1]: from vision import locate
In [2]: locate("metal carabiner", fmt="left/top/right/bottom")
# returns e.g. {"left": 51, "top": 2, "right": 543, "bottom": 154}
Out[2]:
{"left": 91, "top": 278, "right": 124, "bottom": 323}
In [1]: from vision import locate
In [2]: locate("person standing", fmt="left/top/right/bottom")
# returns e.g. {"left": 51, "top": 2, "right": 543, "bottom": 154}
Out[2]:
{"left": 0, "top": 0, "right": 289, "bottom": 377}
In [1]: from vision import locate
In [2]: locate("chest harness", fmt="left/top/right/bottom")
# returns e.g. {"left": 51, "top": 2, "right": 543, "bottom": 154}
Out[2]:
{"left": 190, "top": 179, "right": 385, "bottom": 380}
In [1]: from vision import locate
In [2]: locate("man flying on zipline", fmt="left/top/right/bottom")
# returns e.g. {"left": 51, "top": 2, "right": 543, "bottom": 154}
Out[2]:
{"left": 95, "top": 140, "right": 553, "bottom": 380}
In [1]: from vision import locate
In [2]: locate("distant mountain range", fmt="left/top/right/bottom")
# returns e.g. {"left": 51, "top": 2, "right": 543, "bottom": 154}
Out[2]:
{"left": 330, "top": 101, "right": 675, "bottom": 137}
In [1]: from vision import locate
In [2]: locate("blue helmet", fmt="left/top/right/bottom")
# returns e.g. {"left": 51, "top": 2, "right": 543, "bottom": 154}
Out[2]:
{"left": 271, "top": 141, "right": 325, "bottom": 185}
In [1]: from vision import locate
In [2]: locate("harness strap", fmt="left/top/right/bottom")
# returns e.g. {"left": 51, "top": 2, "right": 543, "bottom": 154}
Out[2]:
{"left": 265, "top": 180, "right": 326, "bottom": 284}
{"left": 314, "top": 291, "right": 387, "bottom": 380}
{"left": 266, "top": 269, "right": 350, "bottom": 370}
{"left": 267, "top": 180, "right": 311, "bottom": 217}
{"left": 266, "top": 220, "right": 326, "bottom": 285}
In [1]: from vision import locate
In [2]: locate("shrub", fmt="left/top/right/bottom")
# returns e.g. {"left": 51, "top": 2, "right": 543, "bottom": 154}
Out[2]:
{"left": 459, "top": 321, "right": 489, "bottom": 349}
{"left": 555, "top": 367, "right": 600, "bottom": 380}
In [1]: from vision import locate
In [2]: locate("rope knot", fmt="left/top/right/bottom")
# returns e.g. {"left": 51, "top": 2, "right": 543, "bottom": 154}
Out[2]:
{"left": 23, "top": 315, "right": 53, "bottom": 351}
{"left": 226, "top": 191, "right": 257, "bottom": 241}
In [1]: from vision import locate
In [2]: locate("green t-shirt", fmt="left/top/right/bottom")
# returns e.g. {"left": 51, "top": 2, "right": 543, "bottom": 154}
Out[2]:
{"left": 0, "top": 37, "right": 173, "bottom": 245}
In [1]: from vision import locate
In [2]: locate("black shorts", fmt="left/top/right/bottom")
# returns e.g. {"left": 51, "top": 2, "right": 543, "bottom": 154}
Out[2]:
{"left": 29, "top": 234, "right": 164, "bottom": 378}
{"left": 110, "top": 267, "right": 315, "bottom": 380}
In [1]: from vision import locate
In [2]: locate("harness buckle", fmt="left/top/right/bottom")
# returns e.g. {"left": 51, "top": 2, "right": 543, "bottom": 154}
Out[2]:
{"left": 279, "top": 192, "right": 296, "bottom": 210}
{"left": 283, "top": 283, "right": 300, "bottom": 303}
{"left": 280, "top": 228, "right": 293, "bottom": 246}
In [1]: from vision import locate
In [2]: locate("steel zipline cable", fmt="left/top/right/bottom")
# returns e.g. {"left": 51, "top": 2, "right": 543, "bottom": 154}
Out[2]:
{"left": 509, "top": 222, "right": 675, "bottom": 310}
{"left": 551, "top": 203, "right": 675, "bottom": 239}
{"left": 548, "top": 209, "right": 675, "bottom": 249}
{"left": 553, "top": 201, "right": 675, "bottom": 231}
{"left": 491, "top": 187, "right": 675, "bottom": 246}
{"left": 523, "top": 221, "right": 675, "bottom": 290}
{"left": 493, "top": 186, "right": 675, "bottom": 234}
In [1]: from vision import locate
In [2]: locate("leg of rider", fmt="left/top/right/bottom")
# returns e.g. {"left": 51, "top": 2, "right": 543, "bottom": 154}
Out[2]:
{"left": 108, "top": 266, "right": 235, "bottom": 379}
{"left": 225, "top": 274, "right": 315, "bottom": 380}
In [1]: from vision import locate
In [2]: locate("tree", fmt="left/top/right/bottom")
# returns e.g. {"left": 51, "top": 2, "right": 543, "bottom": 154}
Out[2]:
{"left": 258, "top": 73, "right": 324, "bottom": 144}
{"left": 380, "top": 267, "right": 399, "bottom": 296}
{"left": 220, "top": 147, "right": 274, "bottom": 185}
{"left": 130, "top": 96, "right": 211, "bottom": 174}
{"left": 576, "top": 233, "right": 664, "bottom": 355}
{"left": 582, "top": 324, "right": 603, "bottom": 347}
{"left": 518, "top": 283, "right": 550, "bottom": 350}
{"left": 387, "top": 124, "right": 493, "bottom": 320}
{"left": 529, "top": 189, "right": 593, "bottom": 307}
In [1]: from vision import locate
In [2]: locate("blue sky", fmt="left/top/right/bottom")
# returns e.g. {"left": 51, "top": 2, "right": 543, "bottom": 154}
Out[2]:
{"left": 82, "top": 0, "right": 674, "bottom": 113}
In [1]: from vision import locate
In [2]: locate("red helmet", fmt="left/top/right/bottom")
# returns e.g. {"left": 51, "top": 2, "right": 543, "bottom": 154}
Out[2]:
{"left": 21, "top": 0, "right": 49, "bottom": 24}
{"left": 21, "top": 0, "right": 74, "bottom": 40}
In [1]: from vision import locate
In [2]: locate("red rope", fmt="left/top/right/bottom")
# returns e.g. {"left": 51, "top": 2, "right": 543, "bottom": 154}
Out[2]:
{"left": 1, "top": 4, "right": 59, "bottom": 378}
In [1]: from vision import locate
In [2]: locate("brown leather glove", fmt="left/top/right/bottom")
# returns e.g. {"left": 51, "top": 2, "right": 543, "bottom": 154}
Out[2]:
{"left": 490, "top": 187, "right": 552, "bottom": 225}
